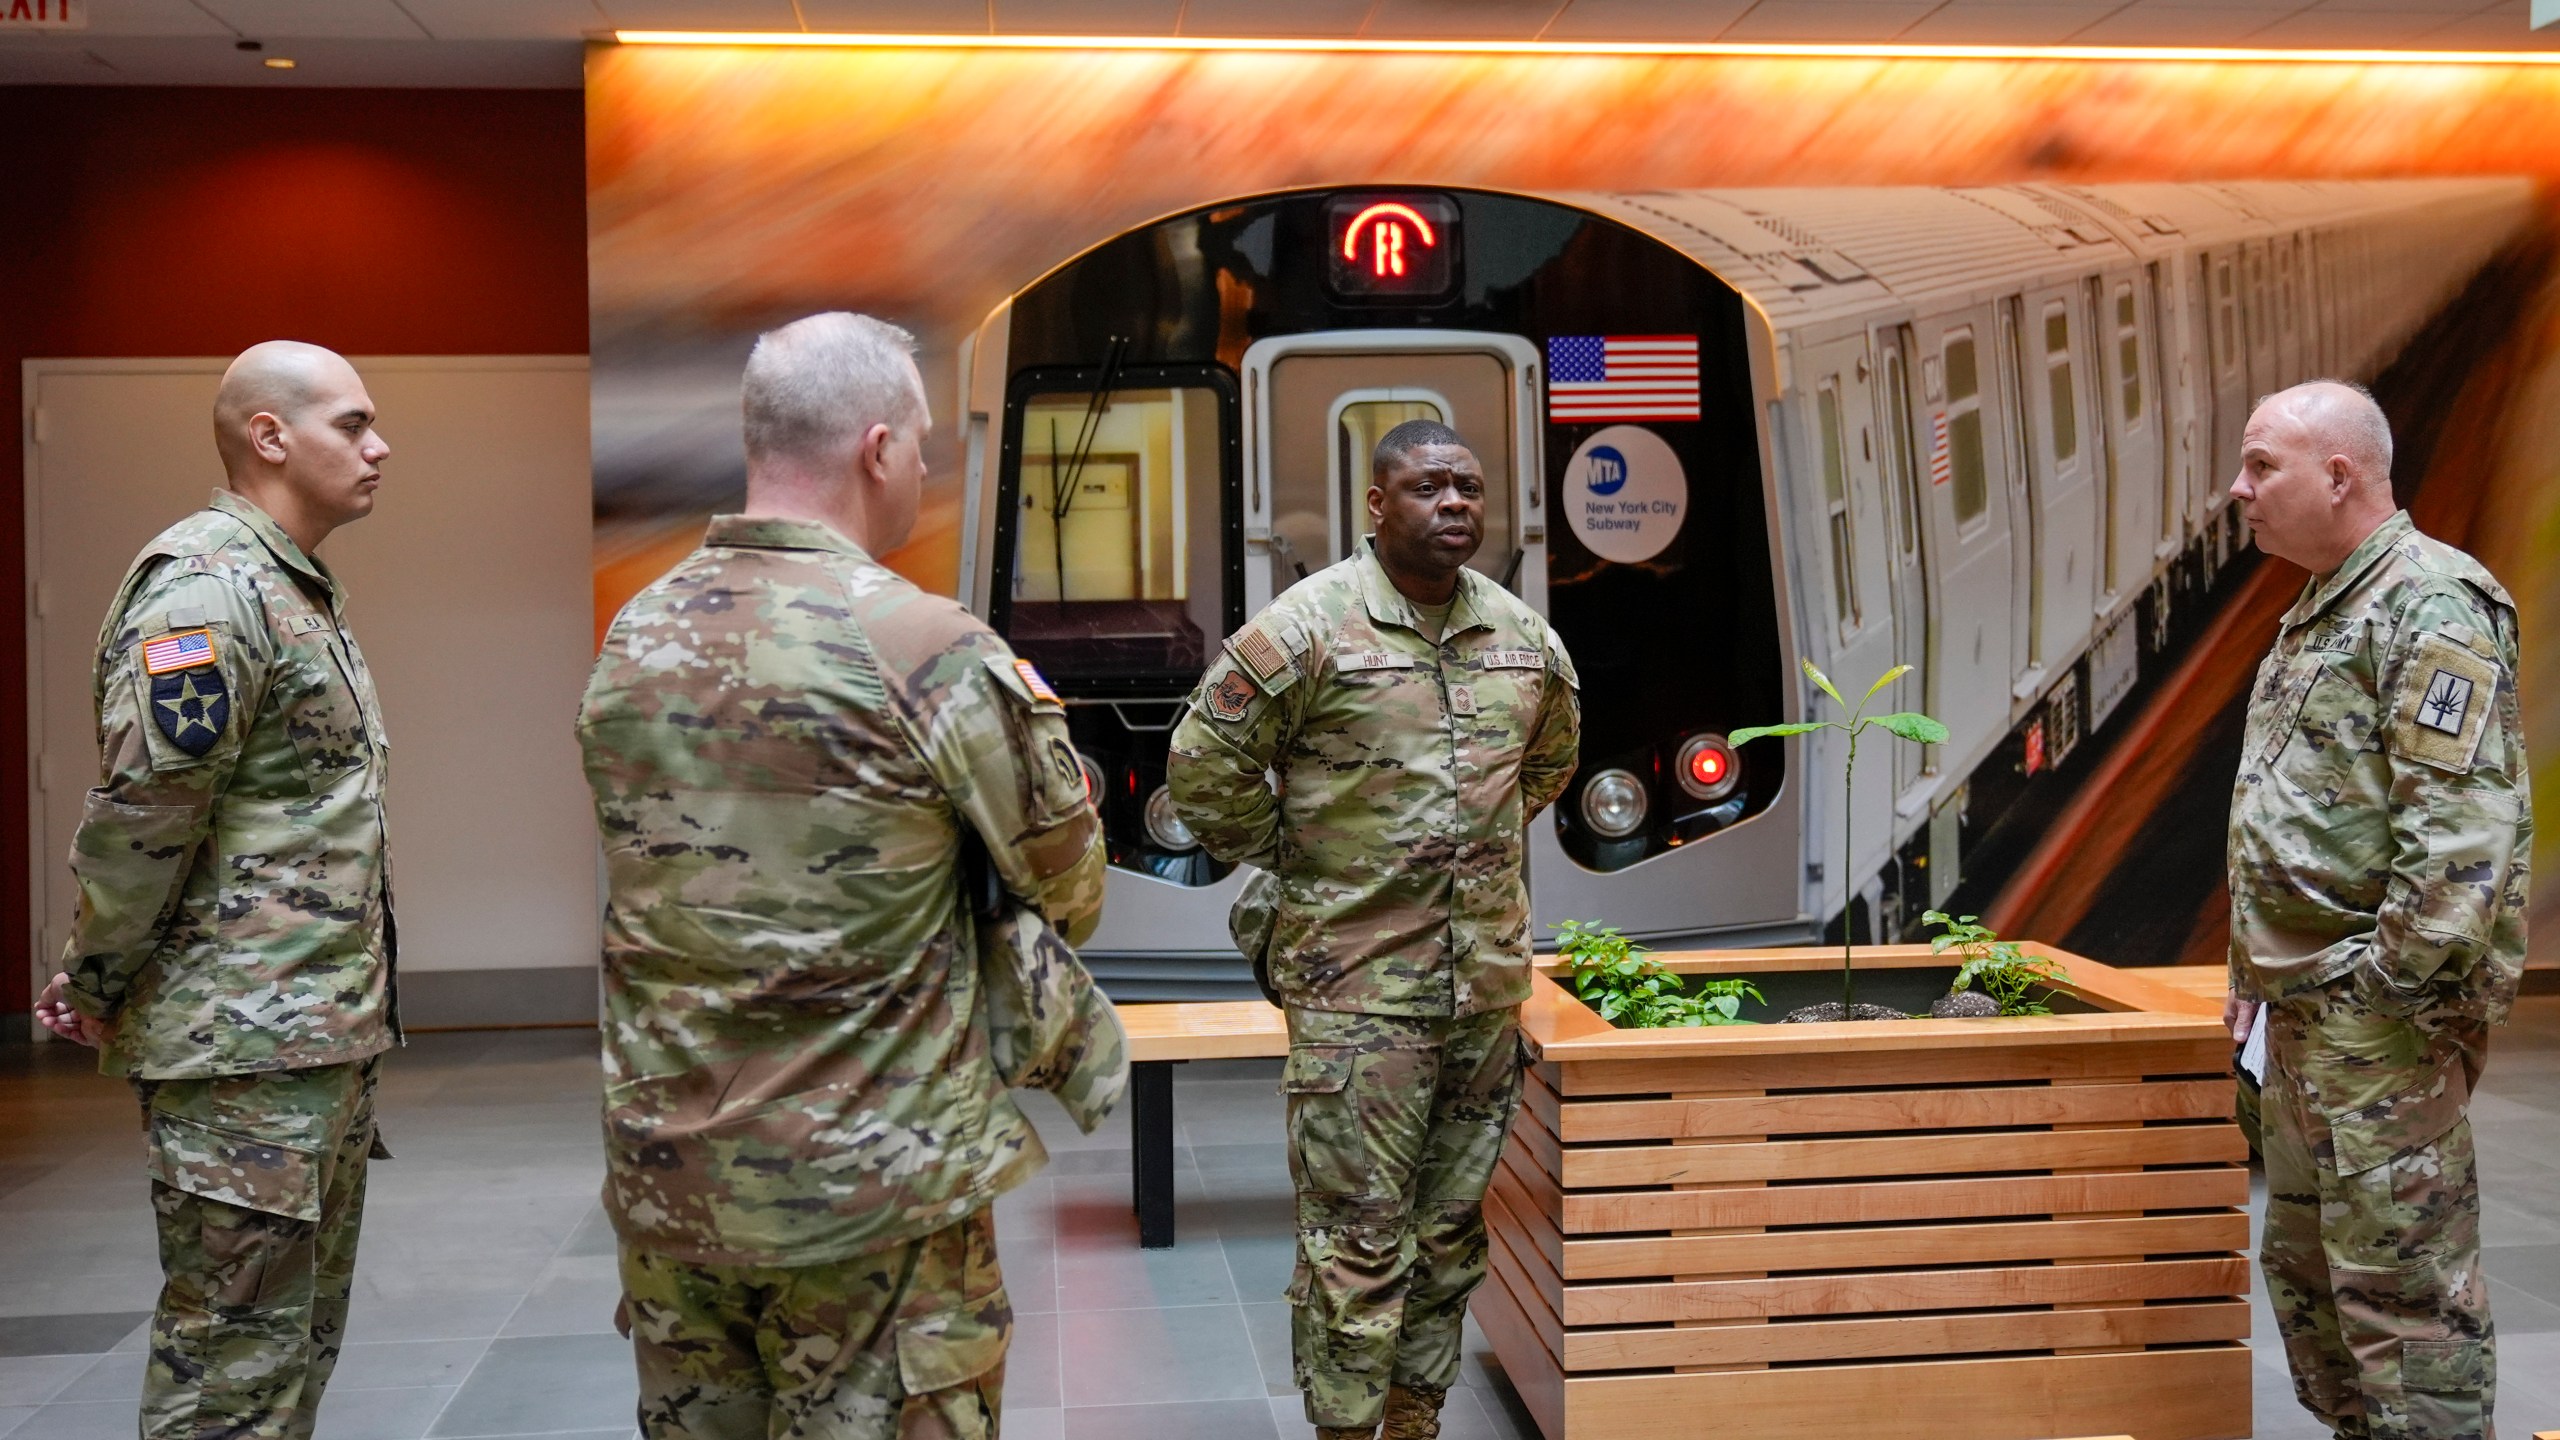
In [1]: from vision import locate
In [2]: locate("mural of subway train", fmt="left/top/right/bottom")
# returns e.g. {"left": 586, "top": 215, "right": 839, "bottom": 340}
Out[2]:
{"left": 951, "top": 176, "right": 2534, "bottom": 999}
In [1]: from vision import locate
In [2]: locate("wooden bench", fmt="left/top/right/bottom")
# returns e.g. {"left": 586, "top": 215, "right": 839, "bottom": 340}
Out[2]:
{"left": 1115, "top": 1000, "right": 1289, "bottom": 1248}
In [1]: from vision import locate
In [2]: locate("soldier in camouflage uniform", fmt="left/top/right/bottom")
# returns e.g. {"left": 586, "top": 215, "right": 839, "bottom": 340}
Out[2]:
{"left": 576, "top": 313, "right": 1109, "bottom": 1440}
{"left": 1167, "top": 419, "right": 1581, "bottom": 1440}
{"left": 34, "top": 341, "right": 400, "bottom": 1440}
{"left": 2225, "top": 381, "right": 2532, "bottom": 1440}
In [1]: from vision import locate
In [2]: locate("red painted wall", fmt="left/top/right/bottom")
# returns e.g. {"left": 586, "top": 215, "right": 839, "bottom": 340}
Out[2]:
{"left": 0, "top": 85, "right": 588, "bottom": 1019}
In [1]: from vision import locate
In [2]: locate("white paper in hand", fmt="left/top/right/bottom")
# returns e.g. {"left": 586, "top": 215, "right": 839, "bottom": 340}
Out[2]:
{"left": 2239, "top": 1004, "right": 2270, "bottom": 1085}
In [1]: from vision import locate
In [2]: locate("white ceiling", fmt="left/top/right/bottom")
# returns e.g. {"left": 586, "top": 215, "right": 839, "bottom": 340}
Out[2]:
{"left": 0, "top": 0, "right": 2551, "bottom": 86}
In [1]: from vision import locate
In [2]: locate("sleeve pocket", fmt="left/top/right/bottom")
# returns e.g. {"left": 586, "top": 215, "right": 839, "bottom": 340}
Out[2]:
{"left": 145, "top": 1111, "right": 321, "bottom": 1222}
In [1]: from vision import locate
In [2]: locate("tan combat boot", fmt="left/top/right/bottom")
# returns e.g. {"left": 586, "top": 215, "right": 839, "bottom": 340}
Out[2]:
{"left": 1381, "top": 1383, "right": 1448, "bottom": 1439}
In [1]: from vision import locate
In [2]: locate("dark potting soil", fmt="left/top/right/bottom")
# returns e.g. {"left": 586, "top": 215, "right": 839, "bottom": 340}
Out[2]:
{"left": 1780, "top": 1002, "right": 1915, "bottom": 1023}
{"left": 1930, "top": 991, "right": 2002, "bottom": 1018}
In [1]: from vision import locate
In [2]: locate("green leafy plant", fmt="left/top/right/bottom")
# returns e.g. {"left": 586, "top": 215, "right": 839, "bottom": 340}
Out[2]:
{"left": 1729, "top": 661, "right": 1948, "bottom": 1014}
{"left": 1557, "top": 920, "right": 1762, "bottom": 1029}
{"left": 1924, "top": 909, "right": 2070, "bottom": 1016}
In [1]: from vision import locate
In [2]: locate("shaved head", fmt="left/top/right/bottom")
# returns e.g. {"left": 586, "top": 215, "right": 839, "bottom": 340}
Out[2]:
{"left": 2255, "top": 380, "right": 2393, "bottom": 491}
{"left": 212, "top": 340, "right": 388, "bottom": 555}
{"left": 215, "top": 341, "right": 360, "bottom": 474}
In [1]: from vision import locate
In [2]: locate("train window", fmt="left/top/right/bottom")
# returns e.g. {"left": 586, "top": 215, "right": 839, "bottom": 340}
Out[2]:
{"left": 1008, "top": 384, "right": 1228, "bottom": 683}
{"left": 1882, "top": 347, "right": 1919, "bottom": 557}
{"left": 1818, "top": 380, "right": 1860, "bottom": 632}
{"left": 1943, "top": 332, "right": 1989, "bottom": 526}
{"left": 2113, "top": 284, "right": 2143, "bottom": 424}
{"left": 2213, "top": 257, "right": 2237, "bottom": 377}
{"left": 2042, "top": 304, "right": 2077, "bottom": 465}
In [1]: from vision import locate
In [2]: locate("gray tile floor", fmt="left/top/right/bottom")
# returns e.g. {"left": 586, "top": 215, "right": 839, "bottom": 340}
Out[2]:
{"left": 6, "top": 1001, "right": 2560, "bottom": 1439}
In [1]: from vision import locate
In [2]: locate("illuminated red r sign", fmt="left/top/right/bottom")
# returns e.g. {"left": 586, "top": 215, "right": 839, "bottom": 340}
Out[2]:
{"left": 1342, "top": 202, "right": 1438, "bottom": 279}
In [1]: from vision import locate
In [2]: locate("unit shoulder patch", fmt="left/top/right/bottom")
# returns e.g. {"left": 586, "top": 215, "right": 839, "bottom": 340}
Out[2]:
{"left": 149, "top": 665, "right": 231, "bottom": 759}
{"left": 141, "top": 628, "right": 219, "bottom": 676}
{"left": 1205, "top": 667, "right": 1259, "bottom": 723}
{"left": 2390, "top": 631, "right": 2498, "bottom": 773}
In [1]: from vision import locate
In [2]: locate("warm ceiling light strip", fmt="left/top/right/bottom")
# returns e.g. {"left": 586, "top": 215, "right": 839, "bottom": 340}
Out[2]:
{"left": 611, "top": 29, "right": 2560, "bottom": 66}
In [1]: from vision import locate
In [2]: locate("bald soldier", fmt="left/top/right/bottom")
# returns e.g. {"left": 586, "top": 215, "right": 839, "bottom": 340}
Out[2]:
{"left": 1167, "top": 420, "right": 1580, "bottom": 1440}
{"left": 35, "top": 343, "right": 399, "bottom": 1440}
{"left": 2226, "top": 381, "right": 2532, "bottom": 1440}
{"left": 578, "top": 313, "right": 1107, "bottom": 1439}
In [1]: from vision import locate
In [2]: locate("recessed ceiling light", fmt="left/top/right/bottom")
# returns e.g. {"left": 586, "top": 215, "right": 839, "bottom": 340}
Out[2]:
{"left": 264, "top": 56, "right": 296, "bottom": 69}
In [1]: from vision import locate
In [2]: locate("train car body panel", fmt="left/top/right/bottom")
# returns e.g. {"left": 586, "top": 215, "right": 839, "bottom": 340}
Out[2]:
{"left": 958, "top": 176, "right": 2532, "bottom": 996}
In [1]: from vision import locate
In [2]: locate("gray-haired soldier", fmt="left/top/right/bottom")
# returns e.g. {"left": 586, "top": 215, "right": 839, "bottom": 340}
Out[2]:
{"left": 578, "top": 312, "right": 1108, "bottom": 1439}
{"left": 2226, "top": 380, "right": 2531, "bottom": 1440}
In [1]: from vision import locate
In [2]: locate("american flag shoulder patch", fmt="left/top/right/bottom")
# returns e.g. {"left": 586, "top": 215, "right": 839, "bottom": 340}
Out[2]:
{"left": 141, "top": 628, "right": 218, "bottom": 676}
{"left": 1233, "top": 623, "right": 1291, "bottom": 682}
{"left": 1012, "top": 658, "right": 1061, "bottom": 705}
{"left": 1546, "top": 335, "right": 1702, "bottom": 423}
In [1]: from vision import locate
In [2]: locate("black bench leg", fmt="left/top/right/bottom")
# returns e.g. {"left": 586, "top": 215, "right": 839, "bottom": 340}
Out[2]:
{"left": 1131, "top": 1060, "right": 1177, "bottom": 1249}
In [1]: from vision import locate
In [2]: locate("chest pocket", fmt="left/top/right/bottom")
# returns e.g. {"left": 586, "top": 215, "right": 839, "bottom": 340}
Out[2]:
{"left": 278, "top": 633, "right": 374, "bottom": 784}
{"left": 2272, "top": 658, "right": 2379, "bottom": 807}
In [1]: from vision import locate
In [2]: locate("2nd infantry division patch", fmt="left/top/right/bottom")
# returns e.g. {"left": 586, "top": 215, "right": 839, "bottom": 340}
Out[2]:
{"left": 2392, "top": 632, "right": 2497, "bottom": 772}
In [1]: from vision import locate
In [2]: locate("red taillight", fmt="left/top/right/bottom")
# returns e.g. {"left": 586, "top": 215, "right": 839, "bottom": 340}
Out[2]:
{"left": 1689, "top": 747, "right": 1728, "bottom": 789}
{"left": 1675, "top": 734, "right": 1742, "bottom": 803}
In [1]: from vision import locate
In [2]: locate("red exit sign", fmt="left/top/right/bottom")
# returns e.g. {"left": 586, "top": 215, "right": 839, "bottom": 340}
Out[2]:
{"left": 0, "top": 0, "right": 85, "bottom": 27}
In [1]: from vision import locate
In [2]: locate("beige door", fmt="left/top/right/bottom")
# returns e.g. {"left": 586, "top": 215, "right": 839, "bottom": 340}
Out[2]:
{"left": 24, "top": 358, "right": 597, "bottom": 1023}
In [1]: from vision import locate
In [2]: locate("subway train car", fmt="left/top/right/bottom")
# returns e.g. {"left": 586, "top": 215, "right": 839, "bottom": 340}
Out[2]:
{"left": 953, "top": 178, "right": 2533, "bottom": 999}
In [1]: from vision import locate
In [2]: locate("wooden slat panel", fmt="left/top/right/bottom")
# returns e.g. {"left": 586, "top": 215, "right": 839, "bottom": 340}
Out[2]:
{"left": 1513, "top": 1085, "right": 1565, "bottom": 1181}
{"left": 1501, "top": 1133, "right": 1565, "bottom": 1222}
{"left": 1562, "top": 1211, "right": 2251, "bottom": 1281}
{"left": 1555, "top": 1038, "right": 2228, "bottom": 1096}
{"left": 1489, "top": 1150, "right": 1566, "bottom": 1278}
{"left": 1471, "top": 1232, "right": 1566, "bottom": 1440}
{"left": 1563, "top": 1256, "right": 2249, "bottom": 1326}
{"left": 1562, "top": 1298, "right": 2248, "bottom": 1370}
{"left": 1558, "top": 1346, "right": 2252, "bottom": 1440}
{"left": 1522, "top": 1061, "right": 1563, "bottom": 1137}
{"left": 1486, "top": 1187, "right": 1565, "bottom": 1361}
{"left": 1561, "top": 1123, "right": 2245, "bottom": 1188}
{"left": 1563, "top": 1165, "right": 2249, "bottom": 1234}
{"left": 1560, "top": 1078, "right": 2237, "bottom": 1142}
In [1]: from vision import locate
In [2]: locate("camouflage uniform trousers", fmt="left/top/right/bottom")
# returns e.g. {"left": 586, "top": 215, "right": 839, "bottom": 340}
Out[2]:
{"left": 617, "top": 1207, "right": 1010, "bottom": 1440}
{"left": 135, "top": 1057, "right": 382, "bottom": 1440}
{"left": 2261, "top": 976, "right": 2495, "bottom": 1440}
{"left": 1281, "top": 1004, "right": 1523, "bottom": 1430}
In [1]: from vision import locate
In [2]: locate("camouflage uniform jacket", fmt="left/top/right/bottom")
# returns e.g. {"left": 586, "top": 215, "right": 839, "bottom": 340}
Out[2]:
{"left": 577, "top": 515, "right": 1107, "bottom": 1268}
{"left": 60, "top": 490, "right": 398, "bottom": 1082}
{"left": 1166, "top": 540, "right": 1580, "bottom": 1019}
{"left": 2229, "top": 509, "right": 2533, "bottom": 1022}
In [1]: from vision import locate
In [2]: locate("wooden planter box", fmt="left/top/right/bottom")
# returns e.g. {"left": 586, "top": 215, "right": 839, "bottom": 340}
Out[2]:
{"left": 1477, "top": 945, "right": 2252, "bottom": 1440}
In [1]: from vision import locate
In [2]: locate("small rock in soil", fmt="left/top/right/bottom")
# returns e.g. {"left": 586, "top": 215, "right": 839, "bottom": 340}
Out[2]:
{"left": 1780, "top": 1002, "right": 1914, "bottom": 1023}
{"left": 1930, "top": 991, "right": 2001, "bottom": 1018}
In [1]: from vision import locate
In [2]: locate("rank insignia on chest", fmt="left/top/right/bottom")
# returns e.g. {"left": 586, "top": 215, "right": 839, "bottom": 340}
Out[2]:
{"left": 150, "top": 665, "right": 231, "bottom": 758}
{"left": 1206, "top": 668, "right": 1258, "bottom": 723}
{"left": 1449, "top": 683, "right": 1480, "bottom": 717}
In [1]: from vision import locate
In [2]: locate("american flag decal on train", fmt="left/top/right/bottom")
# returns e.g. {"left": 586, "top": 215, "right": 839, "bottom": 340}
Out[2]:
{"left": 141, "top": 628, "right": 217, "bottom": 675}
{"left": 1929, "top": 411, "right": 1952, "bottom": 486}
{"left": 1545, "top": 336, "right": 1700, "bottom": 422}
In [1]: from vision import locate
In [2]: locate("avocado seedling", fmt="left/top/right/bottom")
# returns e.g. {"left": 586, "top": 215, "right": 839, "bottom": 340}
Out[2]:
{"left": 1557, "top": 919, "right": 1762, "bottom": 1028}
{"left": 1924, "top": 909, "right": 2071, "bottom": 1017}
{"left": 1730, "top": 660, "right": 1948, "bottom": 1019}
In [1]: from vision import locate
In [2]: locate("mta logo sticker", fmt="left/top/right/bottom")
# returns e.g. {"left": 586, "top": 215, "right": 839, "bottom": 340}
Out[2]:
{"left": 152, "top": 668, "right": 230, "bottom": 757}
